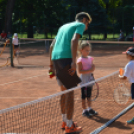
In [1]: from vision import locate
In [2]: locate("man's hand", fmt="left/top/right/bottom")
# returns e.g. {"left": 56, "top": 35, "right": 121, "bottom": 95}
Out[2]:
{"left": 49, "top": 65, "right": 55, "bottom": 75}
{"left": 68, "top": 62, "right": 76, "bottom": 76}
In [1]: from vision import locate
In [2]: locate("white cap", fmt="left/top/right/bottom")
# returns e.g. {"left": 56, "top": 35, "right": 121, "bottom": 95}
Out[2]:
{"left": 133, "top": 27, "right": 134, "bottom": 30}
{"left": 14, "top": 33, "right": 18, "bottom": 36}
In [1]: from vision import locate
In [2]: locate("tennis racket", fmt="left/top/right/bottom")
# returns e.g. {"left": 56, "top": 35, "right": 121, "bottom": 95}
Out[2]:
{"left": 113, "top": 83, "right": 130, "bottom": 105}
{"left": 84, "top": 74, "right": 99, "bottom": 101}
{"left": 113, "top": 68, "right": 130, "bottom": 105}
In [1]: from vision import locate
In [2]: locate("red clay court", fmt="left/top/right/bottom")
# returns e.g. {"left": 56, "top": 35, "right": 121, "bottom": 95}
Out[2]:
{"left": 0, "top": 41, "right": 134, "bottom": 133}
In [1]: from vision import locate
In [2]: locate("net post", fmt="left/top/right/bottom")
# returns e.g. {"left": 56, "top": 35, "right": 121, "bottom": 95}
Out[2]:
{"left": 10, "top": 37, "right": 14, "bottom": 67}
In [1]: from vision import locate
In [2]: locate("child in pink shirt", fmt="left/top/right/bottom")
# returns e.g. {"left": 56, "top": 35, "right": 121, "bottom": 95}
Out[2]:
{"left": 77, "top": 41, "right": 97, "bottom": 117}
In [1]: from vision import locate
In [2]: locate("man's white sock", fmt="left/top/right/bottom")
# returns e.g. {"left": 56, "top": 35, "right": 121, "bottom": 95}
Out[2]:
{"left": 67, "top": 119, "right": 73, "bottom": 128}
{"left": 62, "top": 114, "right": 67, "bottom": 123}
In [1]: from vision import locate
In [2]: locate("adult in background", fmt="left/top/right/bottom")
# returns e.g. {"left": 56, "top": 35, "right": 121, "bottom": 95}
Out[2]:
{"left": 0, "top": 30, "right": 7, "bottom": 41}
{"left": 118, "top": 29, "right": 124, "bottom": 41}
{"left": 6, "top": 32, "right": 12, "bottom": 45}
{"left": 49, "top": 12, "right": 92, "bottom": 134}
{"left": 45, "top": 40, "right": 50, "bottom": 53}
{"left": 7, "top": 32, "right": 12, "bottom": 39}
{"left": 133, "top": 27, "right": 134, "bottom": 42}
{"left": 12, "top": 33, "right": 19, "bottom": 56}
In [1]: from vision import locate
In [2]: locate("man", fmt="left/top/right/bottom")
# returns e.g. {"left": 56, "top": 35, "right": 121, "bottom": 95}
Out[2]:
{"left": 118, "top": 29, "right": 124, "bottom": 41}
{"left": 49, "top": 12, "right": 92, "bottom": 134}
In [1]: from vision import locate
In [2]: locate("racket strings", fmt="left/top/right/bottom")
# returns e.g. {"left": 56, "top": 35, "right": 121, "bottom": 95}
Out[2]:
{"left": 114, "top": 84, "right": 130, "bottom": 104}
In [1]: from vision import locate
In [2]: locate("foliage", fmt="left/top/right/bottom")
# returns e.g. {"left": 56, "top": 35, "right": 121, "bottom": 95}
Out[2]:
{"left": 12, "top": 0, "right": 68, "bottom": 37}
{"left": 1, "top": 0, "right": 134, "bottom": 38}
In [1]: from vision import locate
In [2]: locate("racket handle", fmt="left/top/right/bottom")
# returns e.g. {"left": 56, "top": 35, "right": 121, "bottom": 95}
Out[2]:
{"left": 119, "top": 68, "right": 124, "bottom": 76}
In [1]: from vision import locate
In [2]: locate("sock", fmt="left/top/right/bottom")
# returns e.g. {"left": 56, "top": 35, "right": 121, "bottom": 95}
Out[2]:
{"left": 87, "top": 107, "right": 91, "bottom": 111}
{"left": 83, "top": 109, "right": 87, "bottom": 113}
{"left": 67, "top": 119, "right": 73, "bottom": 128}
{"left": 62, "top": 114, "right": 67, "bottom": 123}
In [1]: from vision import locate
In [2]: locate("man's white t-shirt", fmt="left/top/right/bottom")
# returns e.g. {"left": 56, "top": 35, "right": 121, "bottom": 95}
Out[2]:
{"left": 124, "top": 60, "right": 134, "bottom": 83}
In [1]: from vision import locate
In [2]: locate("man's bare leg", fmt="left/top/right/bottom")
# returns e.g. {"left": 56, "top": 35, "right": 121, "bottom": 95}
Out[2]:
{"left": 66, "top": 90, "right": 74, "bottom": 127}
{"left": 60, "top": 85, "right": 67, "bottom": 128}
{"left": 60, "top": 86, "right": 66, "bottom": 114}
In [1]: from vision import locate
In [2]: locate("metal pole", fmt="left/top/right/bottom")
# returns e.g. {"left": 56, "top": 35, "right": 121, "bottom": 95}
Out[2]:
{"left": 10, "top": 37, "right": 14, "bottom": 67}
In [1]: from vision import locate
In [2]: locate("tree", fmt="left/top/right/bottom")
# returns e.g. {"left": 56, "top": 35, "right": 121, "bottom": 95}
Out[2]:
{"left": 114, "top": 0, "right": 134, "bottom": 35}
{"left": 13, "top": 0, "right": 68, "bottom": 38}
{"left": 65, "top": 0, "right": 109, "bottom": 39}
{"left": 4, "top": 0, "right": 16, "bottom": 33}
{"left": 0, "top": 0, "right": 7, "bottom": 32}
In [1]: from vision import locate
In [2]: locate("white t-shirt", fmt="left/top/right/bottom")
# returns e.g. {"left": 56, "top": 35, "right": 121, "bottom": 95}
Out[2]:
{"left": 12, "top": 38, "right": 18, "bottom": 45}
{"left": 124, "top": 60, "right": 134, "bottom": 83}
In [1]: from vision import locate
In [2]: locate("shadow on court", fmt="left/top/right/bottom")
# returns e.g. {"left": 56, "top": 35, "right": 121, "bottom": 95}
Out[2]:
{"left": 90, "top": 115, "right": 132, "bottom": 130}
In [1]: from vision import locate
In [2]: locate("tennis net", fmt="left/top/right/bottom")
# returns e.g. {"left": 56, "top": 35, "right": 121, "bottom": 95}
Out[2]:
{"left": 0, "top": 70, "right": 133, "bottom": 134}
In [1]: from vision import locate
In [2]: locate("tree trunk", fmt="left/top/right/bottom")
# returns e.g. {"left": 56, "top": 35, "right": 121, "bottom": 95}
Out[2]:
{"left": 104, "top": 3, "right": 109, "bottom": 39}
{"left": 5, "top": 0, "right": 16, "bottom": 33}
{"left": 27, "top": 4, "right": 33, "bottom": 38}
{"left": 27, "top": 20, "right": 33, "bottom": 38}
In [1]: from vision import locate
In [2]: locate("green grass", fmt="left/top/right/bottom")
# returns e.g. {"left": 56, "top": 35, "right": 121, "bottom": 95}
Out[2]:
{"left": 18, "top": 33, "right": 56, "bottom": 39}
{"left": 18, "top": 33, "right": 120, "bottom": 40}
{"left": 82, "top": 34, "right": 120, "bottom": 40}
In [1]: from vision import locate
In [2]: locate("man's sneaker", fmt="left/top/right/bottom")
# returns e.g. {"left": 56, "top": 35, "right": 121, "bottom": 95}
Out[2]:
{"left": 61, "top": 122, "right": 77, "bottom": 130}
{"left": 61, "top": 122, "right": 66, "bottom": 130}
{"left": 65, "top": 123, "right": 82, "bottom": 134}
{"left": 127, "top": 117, "right": 134, "bottom": 124}
{"left": 88, "top": 109, "right": 98, "bottom": 116}
{"left": 82, "top": 110, "right": 91, "bottom": 118}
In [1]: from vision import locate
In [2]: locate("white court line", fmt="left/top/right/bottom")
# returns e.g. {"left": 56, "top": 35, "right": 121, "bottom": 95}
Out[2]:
{"left": 0, "top": 97, "right": 41, "bottom": 99}
{"left": 0, "top": 73, "right": 48, "bottom": 86}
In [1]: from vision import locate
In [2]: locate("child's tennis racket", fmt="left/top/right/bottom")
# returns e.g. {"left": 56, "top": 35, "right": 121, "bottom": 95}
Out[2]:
{"left": 84, "top": 74, "right": 99, "bottom": 101}
{"left": 113, "top": 68, "right": 130, "bottom": 105}
{"left": 113, "top": 83, "right": 130, "bottom": 105}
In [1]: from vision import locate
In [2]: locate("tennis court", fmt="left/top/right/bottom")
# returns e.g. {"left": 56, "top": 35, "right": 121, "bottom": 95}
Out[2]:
{"left": 0, "top": 40, "right": 134, "bottom": 133}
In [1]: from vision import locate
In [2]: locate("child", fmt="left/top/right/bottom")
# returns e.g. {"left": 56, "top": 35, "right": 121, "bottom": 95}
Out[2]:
{"left": 12, "top": 33, "right": 19, "bottom": 56}
{"left": 119, "top": 47, "right": 134, "bottom": 124}
{"left": 77, "top": 41, "right": 97, "bottom": 117}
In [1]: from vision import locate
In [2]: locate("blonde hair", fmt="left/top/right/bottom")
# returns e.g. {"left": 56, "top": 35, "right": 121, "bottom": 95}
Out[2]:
{"left": 77, "top": 40, "right": 92, "bottom": 57}
{"left": 80, "top": 40, "right": 92, "bottom": 51}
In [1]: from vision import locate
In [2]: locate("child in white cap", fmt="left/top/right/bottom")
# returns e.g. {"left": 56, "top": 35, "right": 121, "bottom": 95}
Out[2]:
{"left": 119, "top": 47, "right": 134, "bottom": 124}
{"left": 12, "top": 33, "right": 19, "bottom": 56}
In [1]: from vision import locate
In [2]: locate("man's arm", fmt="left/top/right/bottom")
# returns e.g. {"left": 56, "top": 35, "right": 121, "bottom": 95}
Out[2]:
{"left": 71, "top": 33, "right": 80, "bottom": 64}
{"left": 49, "top": 39, "right": 56, "bottom": 73}
{"left": 49, "top": 39, "right": 56, "bottom": 66}
{"left": 68, "top": 33, "right": 81, "bottom": 76}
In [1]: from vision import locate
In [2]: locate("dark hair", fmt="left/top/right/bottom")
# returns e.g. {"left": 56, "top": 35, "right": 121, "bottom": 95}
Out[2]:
{"left": 75, "top": 12, "right": 92, "bottom": 23}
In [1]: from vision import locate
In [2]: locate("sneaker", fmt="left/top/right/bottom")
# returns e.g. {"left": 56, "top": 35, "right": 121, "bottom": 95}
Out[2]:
{"left": 61, "top": 122, "right": 66, "bottom": 130}
{"left": 65, "top": 123, "right": 82, "bottom": 134}
{"left": 88, "top": 109, "right": 98, "bottom": 116}
{"left": 127, "top": 117, "right": 134, "bottom": 124}
{"left": 82, "top": 110, "right": 91, "bottom": 118}
{"left": 62, "top": 122, "right": 77, "bottom": 130}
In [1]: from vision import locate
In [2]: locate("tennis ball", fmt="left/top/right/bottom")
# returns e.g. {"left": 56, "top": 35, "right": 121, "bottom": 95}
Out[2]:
{"left": 49, "top": 72, "right": 53, "bottom": 75}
